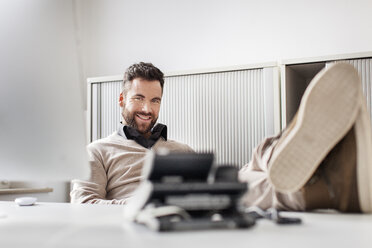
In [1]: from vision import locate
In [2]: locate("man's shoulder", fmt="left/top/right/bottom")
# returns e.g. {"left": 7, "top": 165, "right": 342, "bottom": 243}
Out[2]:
{"left": 87, "top": 132, "right": 138, "bottom": 151}
{"left": 88, "top": 132, "right": 119, "bottom": 145}
{"left": 165, "top": 139, "right": 188, "bottom": 146}
{"left": 155, "top": 139, "right": 194, "bottom": 152}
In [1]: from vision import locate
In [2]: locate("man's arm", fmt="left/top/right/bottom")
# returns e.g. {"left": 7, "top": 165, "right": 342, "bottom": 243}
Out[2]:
{"left": 70, "top": 180, "right": 127, "bottom": 205}
{"left": 70, "top": 146, "right": 127, "bottom": 205}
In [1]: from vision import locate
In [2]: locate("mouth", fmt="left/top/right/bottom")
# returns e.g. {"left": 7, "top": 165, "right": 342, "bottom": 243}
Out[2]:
{"left": 136, "top": 113, "right": 152, "bottom": 122}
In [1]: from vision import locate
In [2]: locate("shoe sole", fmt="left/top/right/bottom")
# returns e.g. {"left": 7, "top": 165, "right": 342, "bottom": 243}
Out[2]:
{"left": 354, "top": 100, "right": 372, "bottom": 213}
{"left": 268, "top": 63, "right": 362, "bottom": 193}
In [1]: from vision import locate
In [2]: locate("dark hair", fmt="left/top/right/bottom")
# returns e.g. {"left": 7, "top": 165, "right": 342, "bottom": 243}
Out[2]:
{"left": 122, "top": 62, "right": 164, "bottom": 95}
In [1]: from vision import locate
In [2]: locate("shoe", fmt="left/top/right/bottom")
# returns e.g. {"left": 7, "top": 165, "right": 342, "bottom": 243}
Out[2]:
{"left": 268, "top": 63, "right": 362, "bottom": 193}
{"left": 269, "top": 63, "right": 372, "bottom": 213}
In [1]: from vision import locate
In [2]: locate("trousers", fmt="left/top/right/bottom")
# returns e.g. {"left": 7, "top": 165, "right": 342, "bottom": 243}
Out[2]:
{"left": 238, "top": 136, "right": 306, "bottom": 211}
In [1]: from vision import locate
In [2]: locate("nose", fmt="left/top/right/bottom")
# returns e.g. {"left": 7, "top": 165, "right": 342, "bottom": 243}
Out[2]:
{"left": 141, "top": 101, "right": 151, "bottom": 113}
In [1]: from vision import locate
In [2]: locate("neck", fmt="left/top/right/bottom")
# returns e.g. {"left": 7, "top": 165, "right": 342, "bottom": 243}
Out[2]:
{"left": 122, "top": 122, "right": 152, "bottom": 139}
{"left": 143, "top": 132, "right": 151, "bottom": 139}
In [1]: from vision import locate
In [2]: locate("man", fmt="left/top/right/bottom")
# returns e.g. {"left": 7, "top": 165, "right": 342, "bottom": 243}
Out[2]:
{"left": 239, "top": 63, "right": 372, "bottom": 213}
{"left": 71, "top": 62, "right": 193, "bottom": 204}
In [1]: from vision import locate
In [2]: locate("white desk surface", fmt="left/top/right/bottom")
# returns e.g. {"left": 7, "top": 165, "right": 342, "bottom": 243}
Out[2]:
{"left": 0, "top": 201, "right": 371, "bottom": 248}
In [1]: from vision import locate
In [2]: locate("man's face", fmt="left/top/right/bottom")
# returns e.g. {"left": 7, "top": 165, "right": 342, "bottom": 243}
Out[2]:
{"left": 119, "top": 78, "right": 162, "bottom": 138}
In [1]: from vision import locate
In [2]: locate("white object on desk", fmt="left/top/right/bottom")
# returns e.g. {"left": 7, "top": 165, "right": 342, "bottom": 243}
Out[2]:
{"left": 14, "top": 197, "right": 37, "bottom": 206}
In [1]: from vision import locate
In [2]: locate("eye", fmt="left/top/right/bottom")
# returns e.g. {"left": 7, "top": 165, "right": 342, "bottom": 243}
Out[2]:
{"left": 152, "top": 99, "right": 161, "bottom": 104}
{"left": 133, "top": 96, "right": 143, "bottom": 101}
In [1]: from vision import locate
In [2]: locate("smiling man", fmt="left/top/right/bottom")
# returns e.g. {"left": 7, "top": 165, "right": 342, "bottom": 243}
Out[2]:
{"left": 71, "top": 62, "right": 193, "bottom": 204}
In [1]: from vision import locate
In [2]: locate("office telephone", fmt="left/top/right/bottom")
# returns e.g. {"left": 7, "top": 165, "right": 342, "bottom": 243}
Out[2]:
{"left": 123, "top": 152, "right": 255, "bottom": 231}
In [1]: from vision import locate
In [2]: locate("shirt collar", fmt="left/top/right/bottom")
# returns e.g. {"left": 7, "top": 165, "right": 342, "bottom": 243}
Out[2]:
{"left": 117, "top": 122, "right": 168, "bottom": 148}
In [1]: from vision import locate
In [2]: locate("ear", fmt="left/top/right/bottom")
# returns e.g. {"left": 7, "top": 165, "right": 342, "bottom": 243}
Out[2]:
{"left": 119, "top": 92, "right": 124, "bottom": 107}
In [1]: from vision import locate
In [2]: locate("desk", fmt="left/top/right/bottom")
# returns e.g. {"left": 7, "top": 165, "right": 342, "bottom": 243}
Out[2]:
{"left": 0, "top": 201, "right": 371, "bottom": 248}
{"left": 0, "top": 187, "right": 53, "bottom": 195}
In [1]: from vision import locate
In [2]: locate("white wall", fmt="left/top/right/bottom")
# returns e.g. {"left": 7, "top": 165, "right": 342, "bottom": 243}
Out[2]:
{"left": 2, "top": 0, "right": 372, "bottom": 201}
{"left": 76, "top": 0, "right": 372, "bottom": 80}
{"left": 0, "top": 0, "right": 88, "bottom": 202}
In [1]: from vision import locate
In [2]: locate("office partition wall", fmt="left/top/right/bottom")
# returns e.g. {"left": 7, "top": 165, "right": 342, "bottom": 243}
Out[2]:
{"left": 281, "top": 54, "right": 372, "bottom": 127}
{"left": 335, "top": 58, "right": 372, "bottom": 115}
{"left": 88, "top": 64, "right": 280, "bottom": 168}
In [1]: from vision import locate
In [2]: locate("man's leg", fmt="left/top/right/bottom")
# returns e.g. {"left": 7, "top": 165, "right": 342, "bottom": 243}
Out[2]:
{"left": 302, "top": 126, "right": 360, "bottom": 212}
{"left": 299, "top": 100, "right": 372, "bottom": 212}
{"left": 238, "top": 136, "right": 305, "bottom": 211}
{"left": 240, "top": 63, "right": 372, "bottom": 213}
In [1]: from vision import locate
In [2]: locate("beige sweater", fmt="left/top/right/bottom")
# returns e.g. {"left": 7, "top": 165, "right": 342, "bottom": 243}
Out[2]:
{"left": 70, "top": 132, "right": 193, "bottom": 204}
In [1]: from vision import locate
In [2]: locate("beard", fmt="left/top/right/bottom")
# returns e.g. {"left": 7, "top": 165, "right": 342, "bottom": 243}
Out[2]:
{"left": 122, "top": 108, "right": 157, "bottom": 135}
